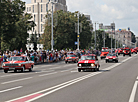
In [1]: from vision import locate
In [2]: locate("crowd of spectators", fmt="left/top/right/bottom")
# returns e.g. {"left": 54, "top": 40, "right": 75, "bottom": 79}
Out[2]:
{"left": 0, "top": 49, "right": 101, "bottom": 67}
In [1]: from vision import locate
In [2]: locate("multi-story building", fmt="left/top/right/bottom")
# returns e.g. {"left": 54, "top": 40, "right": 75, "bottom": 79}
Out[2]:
{"left": 25, "top": 0, "right": 67, "bottom": 38}
{"left": 116, "top": 29, "right": 132, "bottom": 47}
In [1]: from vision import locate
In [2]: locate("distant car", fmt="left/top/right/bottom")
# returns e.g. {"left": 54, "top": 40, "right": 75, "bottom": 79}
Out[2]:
{"left": 100, "top": 50, "right": 109, "bottom": 59}
{"left": 123, "top": 47, "right": 131, "bottom": 56}
{"left": 65, "top": 54, "right": 79, "bottom": 63}
{"left": 105, "top": 53, "right": 118, "bottom": 63}
{"left": 117, "top": 48, "right": 123, "bottom": 55}
{"left": 77, "top": 54, "right": 100, "bottom": 72}
{"left": 2, "top": 55, "right": 34, "bottom": 73}
{"left": 131, "top": 48, "right": 137, "bottom": 54}
{"left": 135, "top": 47, "right": 138, "bottom": 52}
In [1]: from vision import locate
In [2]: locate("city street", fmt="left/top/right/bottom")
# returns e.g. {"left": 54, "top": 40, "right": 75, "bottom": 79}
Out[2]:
{"left": 0, "top": 54, "right": 138, "bottom": 102}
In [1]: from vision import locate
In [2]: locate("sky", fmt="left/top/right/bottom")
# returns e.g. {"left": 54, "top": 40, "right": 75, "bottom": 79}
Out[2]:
{"left": 22, "top": 0, "right": 138, "bottom": 36}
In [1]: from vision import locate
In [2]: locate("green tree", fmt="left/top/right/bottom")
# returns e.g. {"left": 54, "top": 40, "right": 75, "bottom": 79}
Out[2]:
{"left": 40, "top": 10, "right": 92, "bottom": 50}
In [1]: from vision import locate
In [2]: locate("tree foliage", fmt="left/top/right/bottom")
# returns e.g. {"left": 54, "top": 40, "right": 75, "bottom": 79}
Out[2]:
{"left": 40, "top": 10, "right": 92, "bottom": 50}
{"left": 0, "top": 0, "right": 35, "bottom": 51}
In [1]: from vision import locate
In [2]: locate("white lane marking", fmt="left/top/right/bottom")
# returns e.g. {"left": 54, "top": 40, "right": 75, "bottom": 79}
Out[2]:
{"left": 35, "top": 70, "right": 54, "bottom": 73}
{"left": 6, "top": 72, "right": 99, "bottom": 102}
{"left": 25, "top": 73, "right": 100, "bottom": 102}
{"left": 129, "top": 81, "right": 138, "bottom": 102}
{"left": 60, "top": 69, "right": 73, "bottom": 72}
{"left": 71, "top": 71, "right": 78, "bottom": 73}
{"left": 0, "top": 73, "right": 25, "bottom": 78}
{"left": 1, "top": 77, "right": 32, "bottom": 84}
{"left": 0, "top": 86, "right": 22, "bottom": 93}
{"left": 39, "top": 72, "right": 57, "bottom": 77}
{"left": 50, "top": 67, "right": 61, "bottom": 69}
{"left": 6, "top": 55, "right": 135, "bottom": 102}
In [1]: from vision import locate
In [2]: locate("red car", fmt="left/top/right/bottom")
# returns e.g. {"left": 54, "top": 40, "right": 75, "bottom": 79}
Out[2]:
{"left": 131, "top": 48, "right": 137, "bottom": 54}
{"left": 117, "top": 48, "right": 123, "bottom": 55}
{"left": 123, "top": 47, "right": 131, "bottom": 56}
{"left": 135, "top": 47, "right": 138, "bottom": 52}
{"left": 2, "top": 55, "right": 34, "bottom": 73}
{"left": 77, "top": 54, "right": 100, "bottom": 72}
{"left": 105, "top": 53, "right": 118, "bottom": 63}
{"left": 65, "top": 54, "right": 79, "bottom": 63}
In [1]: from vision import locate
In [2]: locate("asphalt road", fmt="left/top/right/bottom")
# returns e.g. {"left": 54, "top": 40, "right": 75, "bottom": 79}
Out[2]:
{"left": 0, "top": 54, "right": 138, "bottom": 102}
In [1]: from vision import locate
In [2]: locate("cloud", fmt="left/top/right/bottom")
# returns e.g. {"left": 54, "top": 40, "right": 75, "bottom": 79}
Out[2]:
{"left": 66, "top": 0, "right": 138, "bottom": 35}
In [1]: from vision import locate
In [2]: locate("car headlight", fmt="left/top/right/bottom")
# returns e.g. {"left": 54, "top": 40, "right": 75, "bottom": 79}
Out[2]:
{"left": 3, "top": 63, "right": 5, "bottom": 66}
{"left": 78, "top": 64, "right": 82, "bottom": 67}
{"left": 18, "top": 64, "right": 21, "bottom": 66}
{"left": 113, "top": 58, "right": 116, "bottom": 59}
{"left": 91, "top": 64, "right": 95, "bottom": 67}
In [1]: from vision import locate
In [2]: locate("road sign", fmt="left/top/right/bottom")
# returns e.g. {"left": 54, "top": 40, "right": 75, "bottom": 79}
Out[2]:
{"left": 75, "top": 42, "right": 78, "bottom": 45}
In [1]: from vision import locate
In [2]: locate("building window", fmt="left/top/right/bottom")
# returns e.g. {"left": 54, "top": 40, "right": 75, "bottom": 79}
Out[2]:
{"left": 34, "top": 15, "right": 35, "bottom": 22}
{"left": 33, "top": 5, "right": 34, "bottom": 12}
{"left": 34, "top": 0, "right": 36, "bottom": 3}
{"left": 29, "top": 7, "right": 31, "bottom": 11}
{"left": 49, "top": 0, "right": 50, "bottom": 2}
{"left": 41, "top": 24, "right": 43, "bottom": 32}
{"left": 41, "top": 0, "right": 42, "bottom": 2}
{"left": 46, "top": 4, "right": 48, "bottom": 12}
{"left": 41, "top": 4, "right": 42, "bottom": 12}
{"left": 41, "top": 14, "right": 43, "bottom": 22}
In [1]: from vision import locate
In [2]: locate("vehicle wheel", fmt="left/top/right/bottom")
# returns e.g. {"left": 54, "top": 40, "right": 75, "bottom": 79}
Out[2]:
{"left": 132, "top": 52, "right": 133, "bottom": 54}
{"left": 21, "top": 66, "right": 25, "bottom": 72}
{"left": 105, "top": 60, "right": 108, "bottom": 63}
{"left": 29, "top": 65, "right": 33, "bottom": 72}
{"left": 136, "top": 52, "right": 137, "bottom": 54}
{"left": 4, "top": 70, "right": 8, "bottom": 73}
{"left": 129, "top": 54, "right": 131, "bottom": 56}
{"left": 14, "top": 70, "right": 17, "bottom": 73}
{"left": 65, "top": 61, "right": 67, "bottom": 64}
{"left": 123, "top": 54, "right": 125, "bottom": 56}
{"left": 101, "top": 57, "right": 102, "bottom": 60}
{"left": 118, "top": 53, "right": 120, "bottom": 55}
{"left": 116, "top": 60, "right": 118, "bottom": 63}
{"left": 78, "top": 69, "right": 81, "bottom": 72}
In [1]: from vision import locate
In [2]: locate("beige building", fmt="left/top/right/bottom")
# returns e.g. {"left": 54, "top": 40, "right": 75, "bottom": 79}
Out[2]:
{"left": 25, "top": 0, "right": 67, "bottom": 38}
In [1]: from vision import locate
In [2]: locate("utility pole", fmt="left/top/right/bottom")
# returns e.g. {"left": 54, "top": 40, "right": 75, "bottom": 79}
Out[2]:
{"left": 51, "top": 1, "right": 54, "bottom": 51}
{"left": 95, "top": 22, "right": 96, "bottom": 50}
{"left": 77, "top": 13, "right": 79, "bottom": 50}
{"left": 103, "top": 27, "right": 105, "bottom": 48}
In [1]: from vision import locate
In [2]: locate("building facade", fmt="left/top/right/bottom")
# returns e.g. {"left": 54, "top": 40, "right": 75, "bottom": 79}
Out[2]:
{"left": 25, "top": 0, "right": 67, "bottom": 38}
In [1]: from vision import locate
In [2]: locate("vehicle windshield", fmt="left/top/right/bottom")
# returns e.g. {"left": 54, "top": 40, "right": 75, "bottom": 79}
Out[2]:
{"left": 101, "top": 49, "right": 108, "bottom": 52}
{"left": 124, "top": 49, "right": 130, "bottom": 51}
{"left": 67, "top": 55, "right": 76, "bottom": 57}
{"left": 107, "top": 54, "right": 116, "bottom": 56}
{"left": 81, "top": 56, "right": 95, "bottom": 60}
{"left": 8, "top": 57, "right": 25, "bottom": 61}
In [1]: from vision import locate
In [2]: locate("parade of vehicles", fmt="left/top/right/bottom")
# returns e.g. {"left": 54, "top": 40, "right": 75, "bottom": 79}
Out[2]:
{"left": 123, "top": 47, "right": 131, "bottom": 56}
{"left": 77, "top": 54, "right": 100, "bottom": 72}
{"left": 105, "top": 53, "right": 118, "bottom": 63}
{"left": 2, "top": 55, "right": 34, "bottom": 73}
{"left": 100, "top": 47, "right": 109, "bottom": 59}
{"left": 65, "top": 53, "right": 79, "bottom": 63}
{"left": 131, "top": 48, "right": 137, "bottom": 54}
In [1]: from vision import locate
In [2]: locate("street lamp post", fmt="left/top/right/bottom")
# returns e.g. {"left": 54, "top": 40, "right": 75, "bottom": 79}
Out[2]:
{"left": 51, "top": 1, "right": 54, "bottom": 51}
{"left": 77, "top": 13, "right": 80, "bottom": 50}
{"left": 94, "top": 22, "right": 98, "bottom": 50}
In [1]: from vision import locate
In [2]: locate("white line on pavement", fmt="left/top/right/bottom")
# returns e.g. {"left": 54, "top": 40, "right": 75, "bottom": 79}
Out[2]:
{"left": 35, "top": 70, "right": 54, "bottom": 73}
{"left": 60, "top": 69, "right": 73, "bottom": 72}
{"left": 0, "top": 73, "right": 25, "bottom": 78}
{"left": 1, "top": 77, "right": 33, "bottom": 84}
{"left": 129, "top": 81, "right": 138, "bottom": 102}
{"left": 0, "top": 86, "right": 22, "bottom": 93}
{"left": 39, "top": 72, "right": 57, "bottom": 77}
